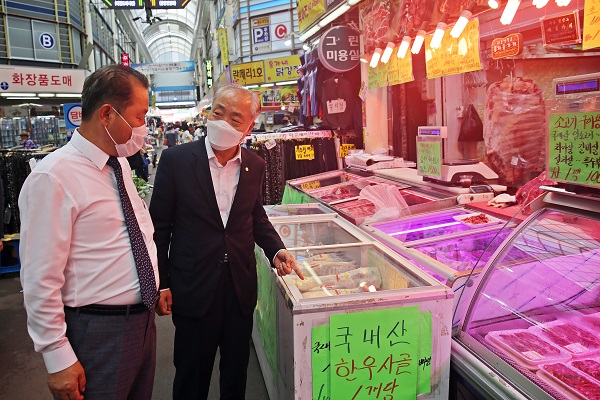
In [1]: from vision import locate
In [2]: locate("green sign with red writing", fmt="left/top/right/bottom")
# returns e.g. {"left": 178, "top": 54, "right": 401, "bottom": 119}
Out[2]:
{"left": 548, "top": 112, "right": 600, "bottom": 188}
{"left": 417, "top": 136, "right": 442, "bottom": 180}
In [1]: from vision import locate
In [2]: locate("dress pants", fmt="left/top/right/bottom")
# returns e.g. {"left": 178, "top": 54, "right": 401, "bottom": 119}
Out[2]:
{"left": 64, "top": 308, "right": 156, "bottom": 400}
{"left": 172, "top": 262, "right": 254, "bottom": 400}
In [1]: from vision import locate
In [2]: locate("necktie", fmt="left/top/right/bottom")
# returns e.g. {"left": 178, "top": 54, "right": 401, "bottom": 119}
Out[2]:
{"left": 107, "top": 156, "right": 157, "bottom": 310}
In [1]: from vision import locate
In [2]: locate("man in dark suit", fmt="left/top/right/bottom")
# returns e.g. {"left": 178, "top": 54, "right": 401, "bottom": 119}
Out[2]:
{"left": 150, "top": 84, "right": 304, "bottom": 400}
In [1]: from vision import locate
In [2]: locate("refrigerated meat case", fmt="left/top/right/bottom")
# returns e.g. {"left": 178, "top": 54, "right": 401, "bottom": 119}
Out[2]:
{"left": 263, "top": 203, "right": 336, "bottom": 220}
{"left": 252, "top": 208, "right": 454, "bottom": 400}
{"left": 362, "top": 206, "right": 521, "bottom": 323}
{"left": 284, "top": 170, "right": 457, "bottom": 225}
{"left": 451, "top": 189, "right": 600, "bottom": 400}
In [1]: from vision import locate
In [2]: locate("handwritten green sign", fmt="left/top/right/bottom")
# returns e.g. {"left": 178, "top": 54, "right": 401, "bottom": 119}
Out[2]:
{"left": 548, "top": 112, "right": 600, "bottom": 188}
{"left": 330, "top": 306, "right": 420, "bottom": 400}
{"left": 312, "top": 325, "right": 331, "bottom": 400}
{"left": 254, "top": 248, "right": 278, "bottom": 378}
{"left": 417, "top": 136, "right": 442, "bottom": 179}
{"left": 418, "top": 311, "right": 432, "bottom": 394}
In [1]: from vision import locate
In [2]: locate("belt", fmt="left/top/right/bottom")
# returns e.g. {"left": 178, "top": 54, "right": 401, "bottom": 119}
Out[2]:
{"left": 65, "top": 303, "right": 148, "bottom": 316}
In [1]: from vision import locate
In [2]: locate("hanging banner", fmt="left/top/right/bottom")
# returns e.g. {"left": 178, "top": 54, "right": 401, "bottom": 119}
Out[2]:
{"left": 388, "top": 49, "right": 414, "bottom": 86}
{"left": 541, "top": 11, "right": 581, "bottom": 46}
{"left": 548, "top": 112, "right": 600, "bottom": 189}
{"left": 251, "top": 16, "right": 272, "bottom": 54}
{"left": 132, "top": 61, "right": 194, "bottom": 74}
{"left": 491, "top": 33, "right": 523, "bottom": 59}
{"left": 231, "top": 61, "right": 264, "bottom": 85}
{"left": 583, "top": 1, "right": 600, "bottom": 50}
{"left": 264, "top": 55, "right": 301, "bottom": 83}
{"left": 218, "top": 28, "right": 230, "bottom": 66}
{"left": 425, "top": 19, "right": 482, "bottom": 80}
{"left": 318, "top": 26, "right": 361, "bottom": 73}
{"left": 251, "top": 86, "right": 299, "bottom": 110}
{"left": 368, "top": 62, "right": 389, "bottom": 90}
{"left": 329, "top": 307, "right": 420, "bottom": 399}
{"left": 0, "top": 65, "right": 86, "bottom": 93}
{"left": 297, "top": 0, "right": 326, "bottom": 33}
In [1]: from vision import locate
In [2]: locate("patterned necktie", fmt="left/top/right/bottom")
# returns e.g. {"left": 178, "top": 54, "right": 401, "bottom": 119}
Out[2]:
{"left": 107, "top": 156, "right": 157, "bottom": 310}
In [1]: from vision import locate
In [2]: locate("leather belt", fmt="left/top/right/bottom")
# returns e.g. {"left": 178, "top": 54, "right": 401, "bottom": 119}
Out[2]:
{"left": 65, "top": 303, "right": 148, "bottom": 315}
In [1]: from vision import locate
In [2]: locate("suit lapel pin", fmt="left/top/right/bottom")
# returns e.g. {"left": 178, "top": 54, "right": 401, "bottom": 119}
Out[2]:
{"left": 245, "top": 167, "right": 249, "bottom": 172}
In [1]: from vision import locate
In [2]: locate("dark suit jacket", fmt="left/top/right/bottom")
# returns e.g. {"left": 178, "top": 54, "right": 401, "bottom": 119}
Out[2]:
{"left": 149, "top": 139, "right": 284, "bottom": 318}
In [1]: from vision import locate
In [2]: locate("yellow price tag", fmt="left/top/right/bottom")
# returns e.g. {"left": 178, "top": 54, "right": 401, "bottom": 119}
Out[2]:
{"left": 300, "top": 181, "right": 321, "bottom": 191}
{"left": 295, "top": 144, "right": 315, "bottom": 160}
{"left": 340, "top": 143, "right": 356, "bottom": 158}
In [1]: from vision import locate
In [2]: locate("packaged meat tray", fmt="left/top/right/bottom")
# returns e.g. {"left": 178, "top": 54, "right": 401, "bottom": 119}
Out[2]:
{"left": 486, "top": 328, "right": 571, "bottom": 369}
{"left": 530, "top": 319, "right": 600, "bottom": 356}
{"left": 537, "top": 362, "right": 600, "bottom": 400}
{"left": 576, "top": 312, "right": 600, "bottom": 331}
{"left": 453, "top": 212, "right": 502, "bottom": 228}
{"left": 570, "top": 357, "right": 600, "bottom": 382}
{"left": 333, "top": 198, "right": 377, "bottom": 223}
{"left": 309, "top": 182, "right": 371, "bottom": 203}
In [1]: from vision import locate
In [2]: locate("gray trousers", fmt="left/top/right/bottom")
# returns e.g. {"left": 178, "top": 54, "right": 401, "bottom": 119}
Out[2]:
{"left": 64, "top": 308, "right": 156, "bottom": 400}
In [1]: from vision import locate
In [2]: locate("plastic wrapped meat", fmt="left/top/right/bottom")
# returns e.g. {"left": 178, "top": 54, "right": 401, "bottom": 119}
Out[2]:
{"left": 499, "top": 331, "right": 562, "bottom": 357}
{"left": 298, "top": 260, "right": 358, "bottom": 276}
{"left": 541, "top": 363, "right": 600, "bottom": 399}
{"left": 293, "top": 267, "right": 382, "bottom": 293}
{"left": 572, "top": 359, "right": 600, "bottom": 382}
{"left": 535, "top": 321, "right": 600, "bottom": 354}
{"left": 335, "top": 199, "right": 377, "bottom": 222}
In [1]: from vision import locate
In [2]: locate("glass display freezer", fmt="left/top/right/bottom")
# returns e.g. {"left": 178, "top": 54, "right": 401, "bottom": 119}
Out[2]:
{"left": 451, "top": 189, "right": 600, "bottom": 400}
{"left": 263, "top": 203, "right": 336, "bottom": 220}
{"left": 252, "top": 209, "right": 454, "bottom": 400}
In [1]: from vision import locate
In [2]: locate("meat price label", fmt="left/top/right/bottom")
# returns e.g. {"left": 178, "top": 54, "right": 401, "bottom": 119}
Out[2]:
{"left": 548, "top": 112, "right": 600, "bottom": 188}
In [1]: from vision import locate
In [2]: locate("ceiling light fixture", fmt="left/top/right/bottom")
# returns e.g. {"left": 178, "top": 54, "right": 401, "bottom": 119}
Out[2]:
{"left": 0, "top": 92, "right": 36, "bottom": 97}
{"left": 397, "top": 36, "right": 411, "bottom": 58}
{"left": 450, "top": 2, "right": 476, "bottom": 38}
{"left": 533, "top": 0, "right": 550, "bottom": 7}
{"left": 488, "top": 0, "right": 499, "bottom": 9}
{"left": 500, "top": 0, "right": 521, "bottom": 25}
{"left": 318, "top": 4, "right": 350, "bottom": 28}
{"left": 411, "top": 22, "right": 428, "bottom": 54}
{"left": 370, "top": 47, "right": 383, "bottom": 68}
{"left": 381, "top": 42, "right": 395, "bottom": 64}
{"left": 430, "top": 13, "right": 449, "bottom": 49}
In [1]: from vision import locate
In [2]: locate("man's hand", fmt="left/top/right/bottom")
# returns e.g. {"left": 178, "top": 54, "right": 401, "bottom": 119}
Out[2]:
{"left": 48, "top": 361, "right": 86, "bottom": 400}
{"left": 0, "top": 239, "right": 3, "bottom": 252}
{"left": 274, "top": 250, "right": 304, "bottom": 280}
{"left": 155, "top": 289, "right": 172, "bottom": 316}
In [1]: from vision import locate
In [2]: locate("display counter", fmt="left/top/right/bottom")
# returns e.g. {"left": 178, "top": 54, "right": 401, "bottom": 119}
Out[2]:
{"left": 252, "top": 207, "right": 454, "bottom": 400}
{"left": 452, "top": 190, "right": 600, "bottom": 400}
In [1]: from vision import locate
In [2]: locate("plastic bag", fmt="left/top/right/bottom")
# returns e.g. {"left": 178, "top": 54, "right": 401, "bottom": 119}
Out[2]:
{"left": 458, "top": 104, "right": 483, "bottom": 142}
{"left": 359, "top": 184, "right": 410, "bottom": 224}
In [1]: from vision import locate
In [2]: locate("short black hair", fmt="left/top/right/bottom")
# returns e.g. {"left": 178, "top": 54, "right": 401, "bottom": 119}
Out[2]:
{"left": 81, "top": 64, "right": 149, "bottom": 121}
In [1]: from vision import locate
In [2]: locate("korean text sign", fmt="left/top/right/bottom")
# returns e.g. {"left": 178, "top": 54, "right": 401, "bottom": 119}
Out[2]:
{"left": 318, "top": 26, "right": 361, "bottom": 73}
{"left": 417, "top": 136, "right": 442, "bottom": 179}
{"left": 548, "top": 112, "right": 600, "bottom": 188}
{"left": 583, "top": 0, "right": 600, "bottom": 50}
{"left": 231, "top": 61, "right": 265, "bottom": 85}
{"left": 264, "top": 55, "right": 301, "bottom": 82}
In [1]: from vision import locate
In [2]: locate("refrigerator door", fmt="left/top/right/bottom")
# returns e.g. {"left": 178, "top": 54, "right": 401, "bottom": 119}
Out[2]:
{"left": 455, "top": 203, "right": 600, "bottom": 400}
{"left": 270, "top": 217, "right": 372, "bottom": 249}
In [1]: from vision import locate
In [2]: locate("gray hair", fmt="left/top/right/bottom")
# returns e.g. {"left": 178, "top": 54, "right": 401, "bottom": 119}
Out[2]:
{"left": 213, "top": 84, "right": 261, "bottom": 118}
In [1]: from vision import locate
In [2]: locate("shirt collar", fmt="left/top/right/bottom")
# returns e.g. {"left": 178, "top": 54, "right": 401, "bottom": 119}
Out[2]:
{"left": 70, "top": 129, "right": 111, "bottom": 170}
{"left": 205, "top": 136, "right": 242, "bottom": 164}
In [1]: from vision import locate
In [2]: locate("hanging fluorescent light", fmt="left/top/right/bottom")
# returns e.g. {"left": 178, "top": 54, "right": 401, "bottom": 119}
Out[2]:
{"left": 370, "top": 48, "right": 383, "bottom": 68}
{"left": 360, "top": 54, "right": 369, "bottom": 63}
{"left": 284, "top": 34, "right": 292, "bottom": 46}
{"left": 38, "top": 93, "right": 56, "bottom": 97}
{"left": 56, "top": 93, "right": 82, "bottom": 98}
{"left": 488, "top": 0, "right": 499, "bottom": 8}
{"left": 6, "top": 96, "right": 40, "bottom": 100}
{"left": 0, "top": 92, "right": 36, "bottom": 97}
{"left": 303, "top": 43, "right": 310, "bottom": 51}
{"left": 555, "top": 0, "right": 571, "bottom": 5}
{"left": 318, "top": 4, "right": 351, "bottom": 28}
{"left": 381, "top": 42, "right": 395, "bottom": 64}
{"left": 299, "top": 25, "right": 319, "bottom": 42}
{"left": 534, "top": 0, "right": 550, "bottom": 7}
{"left": 275, "top": 80, "right": 298, "bottom": 85}
{"left": 397, "top": 36, "right": 411, "bottom": 58}
{"left": 500, "top": 0, "right": 521, "bottom": 25}
{"left": 347, "top": 0, "right": 363, "bottom": 5}
{"left": 411, "top": 22, "right": 428, "bottom": 54}
{"left": 450, "top": 2, "right": 476, "bottom": 38}
{"left": 430, "top": 14, "right": 448, "bottom": 49}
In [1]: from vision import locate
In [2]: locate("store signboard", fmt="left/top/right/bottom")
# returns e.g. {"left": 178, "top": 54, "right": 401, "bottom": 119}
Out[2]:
{"left": 297, "top": 0, "right": 326, "bottom": 33}
{"left": 547, "top": 112, "right": 600, "bottom": 189}
{"left": 63, "top": 103, "right": 82, "bottom": 132}
{"left": 425, "top": 19, "right": 481, "bottom": 80}
{"left": 251, "top": 86, "right": 300, "bottom": 110}
{"left": 0, "top": 65, "right": 85, "bottom": 93}
{"left": 416, "top": 136, "right": 442, "bottom": 179}
{"left": 264, "top": 55, "right": 301, "bottom": 83}
{"left": 318, "top": 26, "right": 361, "bottom": 73}
{"left": 218, "top": 28, "right": 229, "bottom": 66}
{"left": 231, "top": 61, "right": 265, "bottom": 85}
{"left": 121, "top": 53, "right": 130, "bottom": 67}
{"left": 205, "top": 60, "right": 213, "bottom": 88}
{"left": 541, "top": 11, "right": 581, "bottom": 46}
{"left": 100, "top": 0, "right": 190, "bottom": 9}
{"left": 583, "top": 0, "right": 600, "bottom": 50}
{"left": 251, "top": 16, "right": 271, "bottom": 54}
{"left": 132, "top": 61, "right": 194, "bottom": 74}
{"left": 491, "top": 33, "right": 523, "bottom": 60}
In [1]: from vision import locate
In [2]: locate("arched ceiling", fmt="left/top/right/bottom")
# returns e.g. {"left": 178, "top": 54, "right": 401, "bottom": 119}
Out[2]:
{"left": 127, "top": 0, "right": 206, "bottom": 62}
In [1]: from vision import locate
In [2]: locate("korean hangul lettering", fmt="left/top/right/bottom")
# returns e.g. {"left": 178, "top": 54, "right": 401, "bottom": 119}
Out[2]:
{"left": 337, "top": 50, "right": 348, "bottom": 62}
{"left": 578, "top": 140, "right": 599, "bottom": 156}
{"left": 378, "top": 353, "right": 412, "bottom": 375}
{"left": 12, "top": 73, "right": 24, "bottom": 85}
{"left": 334, "top": 326, "right": 352, "bottom": 353}
{"left": 386, "top": 320, "right": 408, "bottom": 346}
{"left": 51, "top": 75, "right": 61, "bottom": 85}
{"left": 69, "top": 109, "right": 82, "bottom": 121}
{"left": 363, "top": 326, "right": 380, "bottom": 348}
{"left": 25, "top": 74, "right": 37, "bottom": 86}
{"left": 355, "top": 355, "right": 377, "bottom": 380}
{"left": 324, "top": 35, "right": 337, "bottom": 46}
{"left": 554, "top": 142, "right": 573, "bottom": 154}
{"left": 276, "top": 67, "right": 284, "bottom": 77}
{"left": 582, "top": 113, "right": 600, "bottom": 130}
{"left": 349, "top": 50, "right": 360, "bottom": 60}
{"left": 38, "top": 74, "right": 49, "bottom": 86}
{"left": 348, "top": 35, "right": 359, "bottom": 48}
{"left": 554, "top": 153, "right": 573, "bottom": 166}
{"left": 62, "top": 75, "right": 72, "bottom": 86}
{"left": 582, "top": 156, "right": 600, "bottom": 169}
{"left": 334, "top": 358, "right": 357, "bottom": 381}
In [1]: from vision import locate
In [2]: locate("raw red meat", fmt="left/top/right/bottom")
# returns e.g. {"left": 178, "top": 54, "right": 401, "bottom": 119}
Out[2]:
{"left": 543, "top": 363, "right": 600, "bottom": 399}
{"left": 361, "top": 0, "right": 391, "bottom": 52}
{"left": 499, "top": 331, "right": 561, "bottom": 357}
{"left": 541, "top": 322, "right": 600, "bottom": 351}
{"left": 572, "top": 359, "right": 600, "bottom": 381}
{"left": 515, "top": 171, "right": 556, "bottom": 215}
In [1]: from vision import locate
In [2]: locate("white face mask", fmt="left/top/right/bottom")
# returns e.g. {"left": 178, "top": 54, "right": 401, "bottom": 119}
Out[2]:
{"left": 104, "top": 106, "right": 147, "bottom": 157}
{"left": 206, "top": 119, "right": 248, "bottom": 151}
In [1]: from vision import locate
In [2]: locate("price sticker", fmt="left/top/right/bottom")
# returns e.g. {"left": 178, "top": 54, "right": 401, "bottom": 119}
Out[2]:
{"left": 326, "top": 99, "right": 346, "bottom": 114}
{"left": 340, "top": 143, "right": 355, "bottom": 158}
{"left": 301, "top": 181, "right": 321, "bottom": 191}
{"left": 295, "top": 144, "right": 315, "bottom": 160}
{"left": 265, "top": 139, "right": 277, "bottom": 150}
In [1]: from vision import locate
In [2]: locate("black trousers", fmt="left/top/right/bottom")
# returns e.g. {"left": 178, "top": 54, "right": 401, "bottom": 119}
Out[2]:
{"left": 172, "top": 263, "right": 254, "bottom": 400}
